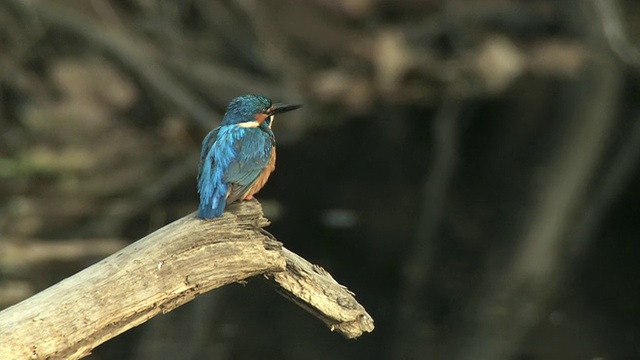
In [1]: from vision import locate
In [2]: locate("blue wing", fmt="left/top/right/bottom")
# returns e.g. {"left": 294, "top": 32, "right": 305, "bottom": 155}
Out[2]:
{"left": 197, "top": 127, "right": 225, "bottom": 218}
{"left": 223, "top": 128, "right": 273, "bottom": 203}
{"left": 197, "top": 126, "right": 272, "bottom": 219}
{"left": 197, "top": 127, "right": 219, "bottom": 183}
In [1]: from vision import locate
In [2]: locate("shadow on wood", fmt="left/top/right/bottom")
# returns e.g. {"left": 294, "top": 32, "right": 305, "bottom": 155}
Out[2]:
{"left": 0, "top": 200, "right": 374, "bottom": 359}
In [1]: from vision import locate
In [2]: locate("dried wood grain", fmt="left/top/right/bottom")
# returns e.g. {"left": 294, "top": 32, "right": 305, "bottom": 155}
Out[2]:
{"left": 0, "top": 201, "right": 373, "bottom": 359}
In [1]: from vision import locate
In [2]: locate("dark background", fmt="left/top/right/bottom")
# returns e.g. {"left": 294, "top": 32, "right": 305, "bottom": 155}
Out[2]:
{"left": 1, "top": 0, "right": 639, "bottom": 359}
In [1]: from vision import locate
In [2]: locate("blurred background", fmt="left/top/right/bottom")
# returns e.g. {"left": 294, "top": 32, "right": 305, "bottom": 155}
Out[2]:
{"left": 1, "top": 0, "right": 639, "bottom": 359}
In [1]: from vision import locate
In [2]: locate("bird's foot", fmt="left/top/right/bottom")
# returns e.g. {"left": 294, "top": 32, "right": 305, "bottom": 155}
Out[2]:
{"left": 244, "top": 195, "right": 255, "bottom": 200}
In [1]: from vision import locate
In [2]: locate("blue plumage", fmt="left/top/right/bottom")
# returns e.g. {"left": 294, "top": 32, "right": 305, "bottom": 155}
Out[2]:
{"left": 197, "top": 95, "right": 301, "bottom": 219}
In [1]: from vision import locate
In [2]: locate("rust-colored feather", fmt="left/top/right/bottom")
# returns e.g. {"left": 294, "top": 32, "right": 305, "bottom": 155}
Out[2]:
{"left": 243, "top": 146, "right": 276, "bottom": 200}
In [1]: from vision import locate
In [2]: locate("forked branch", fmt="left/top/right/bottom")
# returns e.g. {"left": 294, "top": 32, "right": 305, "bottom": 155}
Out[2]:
{"left": 0, "top": 201, "right": 373, "bottom": 359}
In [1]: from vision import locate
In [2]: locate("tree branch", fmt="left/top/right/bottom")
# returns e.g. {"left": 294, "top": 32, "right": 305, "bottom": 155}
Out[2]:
{"left": 0, "top": 200, "right": 374, "bottom": 359}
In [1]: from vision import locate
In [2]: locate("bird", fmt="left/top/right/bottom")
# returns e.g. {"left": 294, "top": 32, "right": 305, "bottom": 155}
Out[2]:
{"left": 197, "top": 94, "right": 302, "bottom": 219}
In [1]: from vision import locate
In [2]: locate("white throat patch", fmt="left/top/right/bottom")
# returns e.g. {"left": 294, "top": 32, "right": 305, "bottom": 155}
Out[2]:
{"left": 236, "top": 121, "right": 260, "bottom": 128}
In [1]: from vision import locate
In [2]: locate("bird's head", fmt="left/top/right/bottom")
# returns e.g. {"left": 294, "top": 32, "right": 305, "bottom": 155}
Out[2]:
{"left": 221, "top": 94, "right": 302, "bottom": 129}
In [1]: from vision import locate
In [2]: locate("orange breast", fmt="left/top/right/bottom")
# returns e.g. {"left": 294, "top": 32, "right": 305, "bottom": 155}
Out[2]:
{"left": 243, "top": 147, "right": 276, "bottom": 199}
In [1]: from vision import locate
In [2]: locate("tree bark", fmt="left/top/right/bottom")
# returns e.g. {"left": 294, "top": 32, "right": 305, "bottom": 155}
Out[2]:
{"left": 0, "top": 201, "right": 374, "bottom": 360}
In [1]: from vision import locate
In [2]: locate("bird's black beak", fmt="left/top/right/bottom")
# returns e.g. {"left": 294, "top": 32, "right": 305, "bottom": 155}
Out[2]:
{"left": 270, "top": 103, "right": 302, "bottom": 115}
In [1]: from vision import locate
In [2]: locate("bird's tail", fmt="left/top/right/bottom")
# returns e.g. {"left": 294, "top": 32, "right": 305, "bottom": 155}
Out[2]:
{"left": 197, "top": 152, "right": 228, "bottom": 219}
{"left": 198, "top": 195, "right": 226, "bottom": 219}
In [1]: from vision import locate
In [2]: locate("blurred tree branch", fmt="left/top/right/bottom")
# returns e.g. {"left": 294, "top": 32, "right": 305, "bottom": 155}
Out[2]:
{"left": 593, "top": 0, "right": 640, "bottom": 69}
{"left": 0, "top": 201, "right": 373, "bottom": 360}
{"left": 447, "top": 1, "right": 624, "bottom": 358}
{"left": 392, "top": 94, "right": 462, "bottom": 358}
{"left": 26, "top": 1, "right": 220, "bottom": 130}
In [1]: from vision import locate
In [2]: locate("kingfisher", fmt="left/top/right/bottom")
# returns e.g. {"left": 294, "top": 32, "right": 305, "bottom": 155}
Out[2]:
{"left": 197, "top": 94, "right": 302, "bottom": 219}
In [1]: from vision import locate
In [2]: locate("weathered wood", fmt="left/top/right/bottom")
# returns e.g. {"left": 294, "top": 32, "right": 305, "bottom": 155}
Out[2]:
{"left": 270, "top": 248, "right": 374, "bottom": 338}
{"left": 0, "top": 201, "right": 374, "bottom": 359}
